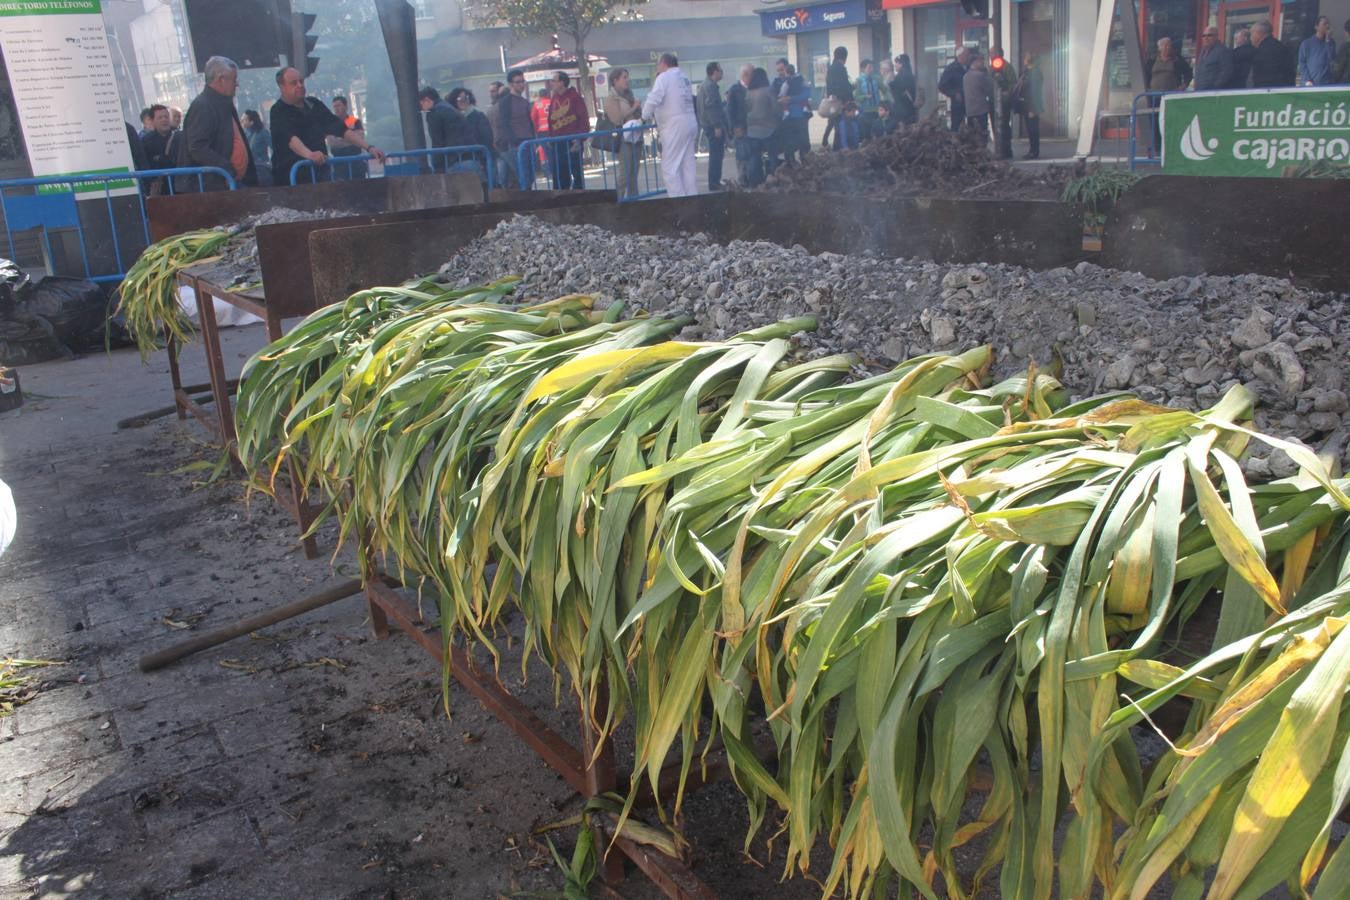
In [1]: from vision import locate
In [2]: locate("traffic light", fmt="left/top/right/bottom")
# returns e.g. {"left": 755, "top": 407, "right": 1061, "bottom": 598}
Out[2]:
{"left": 275, "top": 6, "right": 320, "bottom": 77}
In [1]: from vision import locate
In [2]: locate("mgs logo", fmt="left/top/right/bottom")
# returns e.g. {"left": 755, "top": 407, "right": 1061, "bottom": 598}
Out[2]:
{"left": 1179, "top": 115, "right": 1218, "bottom": 162}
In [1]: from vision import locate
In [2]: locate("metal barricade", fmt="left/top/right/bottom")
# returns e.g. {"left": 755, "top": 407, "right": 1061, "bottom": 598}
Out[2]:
{"left": 1128, "top": 91, "right": 1177, "bottom": 170}
{"left": 290, "top": 145, "right": 496, "bottom": 189}
{"left": 0, "top": 167, "right": 238, "bottom": 283}
{"left": 514, "top": 126, "right": 666, "bottom": 202}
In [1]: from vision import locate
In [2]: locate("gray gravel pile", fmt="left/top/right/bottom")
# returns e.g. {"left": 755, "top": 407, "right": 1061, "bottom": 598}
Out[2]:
{"left": 206, "top": 207, "right": 359, "bottom": 289}
{"left": 438, "top": 215, "right": 1349, "bottom": 471}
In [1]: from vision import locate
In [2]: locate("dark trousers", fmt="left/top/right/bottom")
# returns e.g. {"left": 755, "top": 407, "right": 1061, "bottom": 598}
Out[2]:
{"left": 740, "top": 136, "right": 765, "bottom": 186}
{"left": 705, "top": 128, "right": 725, "bottom": 190}
{"left": 1021, "top": 112, "right": 1041, "bottom": 158}
{"left": 549, "top": 143, "right": 584, "bottom": 189}
{"left": 861, "top": 111, "right": 880, "bottom": 141}
{"left": 734, "top": 135, "right": 758, "bottom": 186}
{"left": 948, "top": 101, "right": 965, "bottom": 132}
{"left": 778, "top": 119, "right": 808, "bottom": 166}
{"left": 997, "top": 105, "right": 1014, "bottom": 159}
{"left": 966, "top": 113, "right": 990, "bottom": 143}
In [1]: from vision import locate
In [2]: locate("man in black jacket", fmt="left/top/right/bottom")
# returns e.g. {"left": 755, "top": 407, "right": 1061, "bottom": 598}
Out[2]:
{"left": 938, "top": 47, "right": 972, "bottom": 132}
{"left": 1229, "top": 28, "right": 1255, "bottom": 87}
{"left": 1249, "top": 20, "right": 1295, "bottom": 87}
{"left": 175, "top": 56, "right": 254, "bottom": 191}
{"left": 417, "top": 87, "right": 473, "bottom": 173}
{"left": 272, "top": 67, "right": 383, "bottom": 184}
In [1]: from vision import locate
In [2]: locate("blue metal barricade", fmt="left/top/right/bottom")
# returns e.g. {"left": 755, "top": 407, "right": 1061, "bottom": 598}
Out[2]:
{"left": 514, "top": 126, "right": 666, "bottom": 202}
{"left": 0, "top": 167, "right": 237, "bottom": 283}
{"left": 1128, "top": 91, "right": 1175, "bottom": 170}
{"left": 289, "top": 145, "right": 496, "bottom": 189}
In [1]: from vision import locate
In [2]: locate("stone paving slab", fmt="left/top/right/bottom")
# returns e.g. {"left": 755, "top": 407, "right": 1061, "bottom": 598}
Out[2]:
{"left": 0, "top": 341, "right": 833, "bottom": 899}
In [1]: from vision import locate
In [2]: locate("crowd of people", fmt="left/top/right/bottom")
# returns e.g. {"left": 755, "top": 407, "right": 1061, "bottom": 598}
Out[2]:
{"left": 134, "top": 21, "right": 1348, "bottom": 197}
{"left": 1138, "top": 17, "right": 1350, "bottom": 153}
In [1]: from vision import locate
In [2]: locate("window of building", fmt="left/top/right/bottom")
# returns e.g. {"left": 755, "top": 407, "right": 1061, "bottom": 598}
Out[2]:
{"left": 411, "top": 0, "right": 434, "bottom": 20}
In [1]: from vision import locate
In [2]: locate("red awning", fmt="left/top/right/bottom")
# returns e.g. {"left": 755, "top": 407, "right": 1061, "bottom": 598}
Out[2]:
{"left": 509, "top": 35, "right": 605, "bottom": 71}
{"left": 881, "top": 0, "right": 947, "bottom": 8}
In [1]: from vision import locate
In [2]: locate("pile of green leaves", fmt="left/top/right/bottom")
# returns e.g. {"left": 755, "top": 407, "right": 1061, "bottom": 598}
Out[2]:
{"left": 234, "top": 277, "right": 1350, "bottom": 898}
{"left": 115, "top": 228, "right": 231, "bottom": 360}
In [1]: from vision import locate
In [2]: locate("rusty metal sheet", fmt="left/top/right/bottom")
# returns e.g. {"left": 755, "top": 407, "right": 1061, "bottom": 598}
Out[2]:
{"left": 260, "top": 190, "right": 617, "bottom": 319}
{"left": 145, "top": 173, "right": 484, "bottom": 241}
{"left": 1103, "top": 174, "right": 1350, "bottom": 290}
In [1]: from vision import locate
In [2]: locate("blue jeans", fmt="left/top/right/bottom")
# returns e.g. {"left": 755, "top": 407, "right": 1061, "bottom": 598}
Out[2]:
{"left": 704, "top": 128, "right": 725, "bottom": 190}
{"left": 735, "top": 136, "right": 762, "bottom": 187}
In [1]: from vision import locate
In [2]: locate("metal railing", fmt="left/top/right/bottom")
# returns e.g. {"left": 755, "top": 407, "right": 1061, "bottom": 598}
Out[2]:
{"left": 290, "top": 145, "right": 496, "bottom": 189}
{"left": 514, "top": 126, "right": 666, "bottom": 202}
{"left": 1128, "top": 91, "right": 1176, "bottom": 170}
{"left": 0, "top": 166, "right": 238, "bottom": 283}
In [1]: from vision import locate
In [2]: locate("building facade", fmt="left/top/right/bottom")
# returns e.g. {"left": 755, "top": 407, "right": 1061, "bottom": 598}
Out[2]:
{"left": 415, "top": 0, "right": 787, "bottom": 102}
{"left": 759, "top": 0, "right": 1350, "bottom": 146}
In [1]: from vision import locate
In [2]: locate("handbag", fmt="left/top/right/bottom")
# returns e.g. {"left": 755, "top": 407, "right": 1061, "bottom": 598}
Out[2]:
{"left": 817, "top": 96, "right": 842, "bottom": 119}
{"left": 1009, "top": 77, "right": 1028, "bottom": 115}
{"left": 593, "top": 112, "right": 622, "bottom": 153}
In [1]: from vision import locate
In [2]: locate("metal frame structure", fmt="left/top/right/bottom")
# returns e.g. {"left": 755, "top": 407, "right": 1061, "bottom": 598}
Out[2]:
{"left": 166, "top": 269, "right": 321, "bottom": 559}
{"left": 360, "top": 575, "right": 719, "bottom": 899}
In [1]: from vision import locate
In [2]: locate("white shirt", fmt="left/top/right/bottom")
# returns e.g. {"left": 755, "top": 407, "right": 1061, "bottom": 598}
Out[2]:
{"left": 642, "top": 66, "right": 697, "bottom": 129}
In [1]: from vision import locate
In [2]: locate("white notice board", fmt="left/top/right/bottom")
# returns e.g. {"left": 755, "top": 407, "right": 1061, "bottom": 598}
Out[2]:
{"left": 0, "top": 0, "right": 134, "bottom": 192}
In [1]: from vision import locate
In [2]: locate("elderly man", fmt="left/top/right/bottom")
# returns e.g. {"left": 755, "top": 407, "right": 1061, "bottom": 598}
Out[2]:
{"left": 176, "top": 56, "right": 254, "bottom": 190}
{"left": 1298, "top": 16, "right": 1336, "bottom": 85}
{"left": 1230, "top": 28, "right": 1255, "bottom": 87}
{"left": 1145, "top": 37, "right": 1191, "bottom": 155}
{"left": 1250, "top": 20, "right": 1295, "bottom": 86}
{"left": 1194, "top": 26, "right": 1234, "bottom": 90}
{"left": 643, "top": 52, "right": 699, "bottom": 197}
{"left": 271, "top": 67, "right": 383, "bottom": 185}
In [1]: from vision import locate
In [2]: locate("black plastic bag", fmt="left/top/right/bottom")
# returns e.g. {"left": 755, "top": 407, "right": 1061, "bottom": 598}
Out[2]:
{"left": 23, "top": 277, "right": 111, "bottom": 352}
{"left": 0, "top": 259, "right": 66, "bottom": 365}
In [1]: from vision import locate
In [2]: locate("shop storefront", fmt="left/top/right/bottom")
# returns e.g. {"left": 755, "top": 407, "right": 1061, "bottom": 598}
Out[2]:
{"left": 881, "top": 1, "right": 990, "bottom": 127}
{"left": 1016, "top": 0, "right": 1070, "bottom": 136}
{"left": 760, "top": 0, "right": 891, "bottom": 103}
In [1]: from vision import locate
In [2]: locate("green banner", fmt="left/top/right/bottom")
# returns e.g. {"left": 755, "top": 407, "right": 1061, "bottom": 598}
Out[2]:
{"left": 35, "top": 166, "right": 134, "bottom": 195}
{"left": 0, "top": 1, "right": 101, "bottom": 16}
{"left": 1161, "top": 87, "right": 1350, "bottom": 177}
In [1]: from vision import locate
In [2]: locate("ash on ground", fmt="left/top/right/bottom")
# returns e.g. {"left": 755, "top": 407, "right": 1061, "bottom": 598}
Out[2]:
{"left": 439, "top": 215, "right": 1348, "bottom": 474}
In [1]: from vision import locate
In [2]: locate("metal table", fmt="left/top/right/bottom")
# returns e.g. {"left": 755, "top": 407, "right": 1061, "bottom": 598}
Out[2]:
{"left": 167, "top": 265, "right": 320, "bottom": 558}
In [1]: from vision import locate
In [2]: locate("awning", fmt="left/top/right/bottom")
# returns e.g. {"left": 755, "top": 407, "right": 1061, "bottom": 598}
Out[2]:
{"left": 881, "top": 0, "right": 949, "bottom": 9}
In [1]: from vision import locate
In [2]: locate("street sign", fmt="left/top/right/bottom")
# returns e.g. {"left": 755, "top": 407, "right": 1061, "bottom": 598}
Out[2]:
{"left": 1162, "top": 86, "right": 1350, "bottom": 177}
{"left": 0, "top": 0, "right": 135, "bottom": 192}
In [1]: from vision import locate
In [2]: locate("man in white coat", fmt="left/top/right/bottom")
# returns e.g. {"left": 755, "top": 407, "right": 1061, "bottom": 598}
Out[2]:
{"left": 642, "top": 52, "right": 699, "bottom": 197}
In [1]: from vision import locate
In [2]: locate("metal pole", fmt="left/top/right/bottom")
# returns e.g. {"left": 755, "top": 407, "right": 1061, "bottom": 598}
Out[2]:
{"left": 137, "top": 579, "right": 364, "bottom": 671}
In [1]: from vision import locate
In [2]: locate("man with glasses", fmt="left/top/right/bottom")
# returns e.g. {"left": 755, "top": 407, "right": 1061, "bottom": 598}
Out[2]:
{"left": 1194, "top": 26, "right": 1233, "bottom": 90}
{"left": 496, "top": 69, "right": 536, "bottom": 188}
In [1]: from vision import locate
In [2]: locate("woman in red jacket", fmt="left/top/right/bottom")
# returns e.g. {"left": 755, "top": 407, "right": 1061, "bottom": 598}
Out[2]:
{"left": 545, "top": 71, "right": 589, "bottom": 189}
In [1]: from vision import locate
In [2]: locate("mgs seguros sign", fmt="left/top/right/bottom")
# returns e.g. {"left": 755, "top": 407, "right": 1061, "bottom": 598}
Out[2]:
{"left": 1162, "top": 86, "right": 1350, "bottom": 177}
